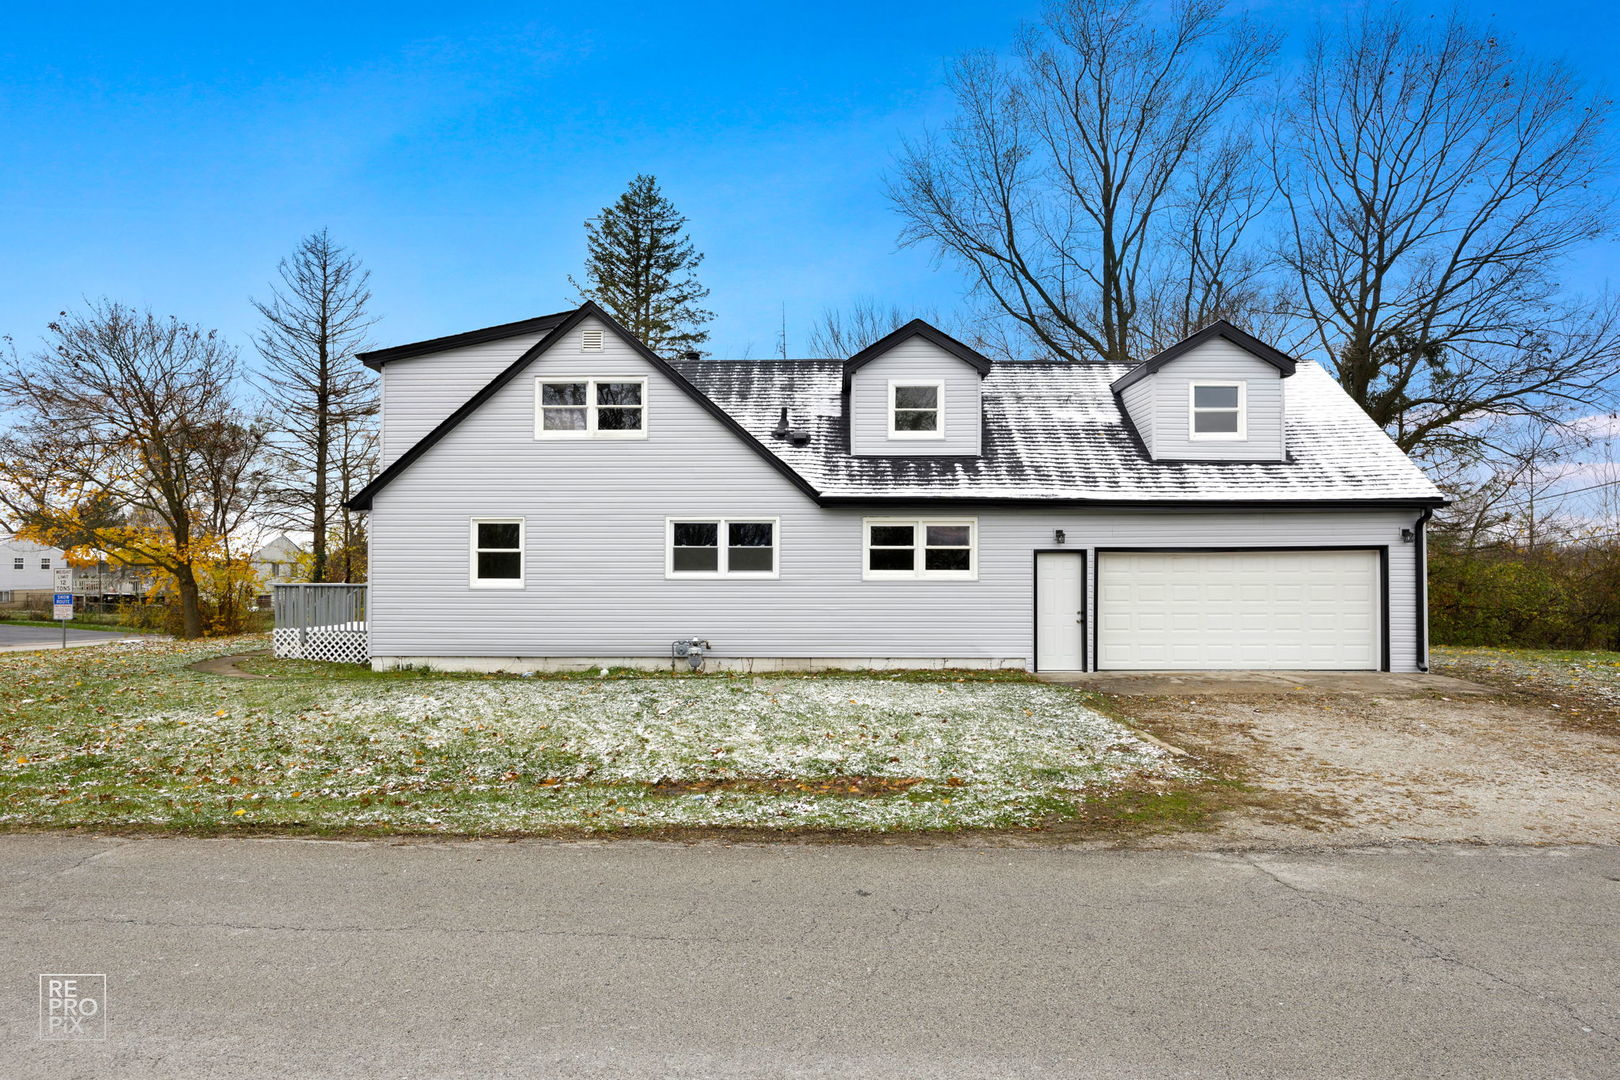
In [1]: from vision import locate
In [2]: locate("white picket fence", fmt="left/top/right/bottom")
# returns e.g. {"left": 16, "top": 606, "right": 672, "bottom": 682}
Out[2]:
{"left": 272, "top": 583, "right": 369, "bottom": 665}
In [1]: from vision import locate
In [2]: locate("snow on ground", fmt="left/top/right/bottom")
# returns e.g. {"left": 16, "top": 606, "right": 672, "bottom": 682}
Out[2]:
{"left": 0, "top": 640, "right": 1195, "bottom": 832}
{"left": 1434, "top": 647, "right": 1620, "bottom": 714}
{"left": 277, "top": 677, "right": 1188, "bottom": 829}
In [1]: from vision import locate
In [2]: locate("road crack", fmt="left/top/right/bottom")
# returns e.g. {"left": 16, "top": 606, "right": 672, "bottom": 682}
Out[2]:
{"left": 1243, "top": 854, "right": 1618, "bottom": 1047}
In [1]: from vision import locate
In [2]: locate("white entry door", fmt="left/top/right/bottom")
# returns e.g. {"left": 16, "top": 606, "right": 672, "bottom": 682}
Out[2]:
{"left": 1096, "top": 549, "right": 1381, "bottom": 670}
{"left": 1035, "top": 552, "right": 1086, "bottom": 670}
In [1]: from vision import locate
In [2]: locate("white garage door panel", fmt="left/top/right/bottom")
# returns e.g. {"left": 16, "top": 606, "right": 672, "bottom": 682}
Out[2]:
{"left": 1098, "top": 550, "right": 1380, "bottom": 670}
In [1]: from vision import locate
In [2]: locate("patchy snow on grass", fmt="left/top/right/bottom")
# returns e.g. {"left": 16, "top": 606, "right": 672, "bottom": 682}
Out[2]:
{"left": 1435, "top": 647, "right": 1620, "bottom": 715}
{"left": 0, "top": 640, "right": 1195, "bottom": 832}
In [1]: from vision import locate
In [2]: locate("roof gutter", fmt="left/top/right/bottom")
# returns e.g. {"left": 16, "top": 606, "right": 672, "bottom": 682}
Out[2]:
{"left": 813, "top": 495, "right": 1449, "bottom": 511}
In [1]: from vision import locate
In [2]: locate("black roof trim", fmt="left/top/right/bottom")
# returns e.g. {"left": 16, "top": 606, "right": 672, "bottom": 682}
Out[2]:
{"left": 816, "top": 495, "right": 1448, "bottom": 510}
{"left": 347, "top": 302, "right": 823, "bottom": 511}
{"left": 1110, "top": 321, "right": 1298, "bottom": 393}
{"left": 357, "top": 310, "right": 576, "bottom": 369}
{"left": 842, "top": 320, "right": 994, "bottom": 392}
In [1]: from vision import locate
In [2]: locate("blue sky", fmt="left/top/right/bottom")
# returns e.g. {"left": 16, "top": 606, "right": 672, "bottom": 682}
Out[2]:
{"left": 1, "top": 0, "right": 1616, "bottom": 363}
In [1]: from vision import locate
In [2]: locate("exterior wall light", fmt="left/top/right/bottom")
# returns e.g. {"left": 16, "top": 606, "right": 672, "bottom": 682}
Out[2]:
{"left": 1054, "top": 529, "right": 1066, "bottom": 544}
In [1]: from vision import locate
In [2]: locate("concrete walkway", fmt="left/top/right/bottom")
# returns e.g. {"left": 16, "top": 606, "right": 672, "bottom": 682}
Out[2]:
{"left": 2, "top": 837, "right": 1614, "bottom": 1079}
{"left": 1038, "top": 669, "right": 1493, "bottom": 696}
{"left": 186, "top": 649, "right": 271, "bottom": 678}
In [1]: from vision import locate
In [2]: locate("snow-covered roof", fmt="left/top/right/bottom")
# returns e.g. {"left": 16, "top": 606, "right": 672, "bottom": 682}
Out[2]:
{"left": 348, "top": 301, "right": 1444, "bottom": 511}
{"left": 670, "top": 356, "right": 1445, "bottom": 505}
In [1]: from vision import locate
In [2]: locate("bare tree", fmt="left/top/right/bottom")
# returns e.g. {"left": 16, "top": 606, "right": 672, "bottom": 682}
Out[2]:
{"left": 328, "top": 417, "right": 377, "bottom": 582}
{"left": 252, "top": 229, "right": 377, "bottom": 582}
{"left": 806, "top": 297, "right": 959, "bottom": 357}
{"left": 1272, "top": 7, "right": 1618, "bottom": 456}
{"left": 890, "top": 0, "right": 1279, "bottom": 364}
{"left": 0, "top": 302, "right": 269, "bottom": 638}
{"left": 1140, "top": 135, "right": 1293, "bottom": 348}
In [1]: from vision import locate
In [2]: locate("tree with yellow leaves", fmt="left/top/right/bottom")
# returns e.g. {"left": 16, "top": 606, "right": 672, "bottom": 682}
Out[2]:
{"left": 0, "top": 301, "right": 269, "bottom": 638}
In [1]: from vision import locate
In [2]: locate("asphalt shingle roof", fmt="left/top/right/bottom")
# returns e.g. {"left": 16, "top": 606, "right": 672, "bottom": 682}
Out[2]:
{"left": 670, "top": 357, "right": 1444, "bottom": 505}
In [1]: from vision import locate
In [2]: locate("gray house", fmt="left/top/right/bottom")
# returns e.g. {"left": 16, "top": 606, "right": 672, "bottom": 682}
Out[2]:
{"left": 349, "top": 302, "right": 1445, "bottom": 673}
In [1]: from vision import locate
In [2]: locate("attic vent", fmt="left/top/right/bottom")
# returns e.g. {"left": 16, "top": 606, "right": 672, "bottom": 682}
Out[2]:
{"left": 581, "top": 329, "right": 604, "bottom": 351}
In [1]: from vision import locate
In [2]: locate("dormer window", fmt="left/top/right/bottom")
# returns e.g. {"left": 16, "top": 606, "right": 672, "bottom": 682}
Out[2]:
{"left": 889, "top": 380, "right": 944, "bottom": 440}
{"left": 1189, "top": 382, "right": 1246, "bottom": 440}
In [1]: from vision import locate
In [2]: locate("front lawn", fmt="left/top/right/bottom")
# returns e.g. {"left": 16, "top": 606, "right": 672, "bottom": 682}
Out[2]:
{"left": 0, "top": 639, "right": 1197, "bottom": 835}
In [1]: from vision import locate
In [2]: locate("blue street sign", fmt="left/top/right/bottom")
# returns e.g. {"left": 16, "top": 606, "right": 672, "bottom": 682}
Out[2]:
{"left": 53, "top": 594, "right": 72, "bottom": 606}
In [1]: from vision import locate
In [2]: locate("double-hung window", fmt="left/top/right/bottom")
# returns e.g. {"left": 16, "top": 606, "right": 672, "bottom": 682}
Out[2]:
{"left": 1189, "top": 382, "right": 1246, "bottom": 440}
{"left": 888, "top": 380, "right": 944, "bottom": 439}
{"left": 12, "top": 557, "right": 22, "bottom": 571}
{"left": 470, "top": 518, "right": 524, "bottom": 588}
{"left": 666, "top": 518, "right": 778, "bottom": 578}
{"left": 863, "top": 519, "right": 976, "bottom": 580}
{"left": 40, "top": 558, "right": 50, "bottom": 570}
{"left": 536, "top": 378, "right": 647, "bottom": 438}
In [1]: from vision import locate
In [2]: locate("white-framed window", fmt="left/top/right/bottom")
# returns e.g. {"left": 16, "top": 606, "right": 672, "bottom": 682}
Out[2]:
{"left": 469, "top": 518, "right": 525, "bottom": 588}
{"left": 11, "top": 557, "right": 22, "bottom": 571}
{"left": 40, "top": 558, "right": 50, "bottom": 570}
{"left": 535, "top": 377, "right": 648, "bottom": 439}
{"left": 863, "top": 518, "right": 977, "bottom": 580}
{"left": 888, "top": 380, "right": 945, "bottom": 440}
{"left": 666, "top": 518, "right": 779, "bottom": 578}
{"left": 1189, "top": 381, "right": 1246, "bottom": 440}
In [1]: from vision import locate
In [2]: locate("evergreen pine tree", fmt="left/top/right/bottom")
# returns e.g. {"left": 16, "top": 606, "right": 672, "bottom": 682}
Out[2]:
{"left": 570, "top": 175, "right": 713, "bottom": 355}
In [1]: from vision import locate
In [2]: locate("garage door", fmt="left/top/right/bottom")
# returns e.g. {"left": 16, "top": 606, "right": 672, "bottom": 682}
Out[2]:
{"left": 1097, "top": 550, "right": 1380, "bottom": 670}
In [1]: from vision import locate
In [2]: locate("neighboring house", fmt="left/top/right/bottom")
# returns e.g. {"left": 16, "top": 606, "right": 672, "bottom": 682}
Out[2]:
{"left": 0, "top": 535, "right": 145, "bottom": 605}
{"left": 0, "top": 535, "right": 62, "bottom": 604}
{"left": 251, "top": 534, "right": 306, "bottom": 606}
{"left": 347, "top": 302, "right": 1446, "bottom": 673}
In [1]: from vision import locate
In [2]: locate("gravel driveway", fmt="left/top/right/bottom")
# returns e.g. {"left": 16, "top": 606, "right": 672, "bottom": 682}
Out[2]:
{"left": 1099, "top": 657, "right": 1620, "bottom": 848}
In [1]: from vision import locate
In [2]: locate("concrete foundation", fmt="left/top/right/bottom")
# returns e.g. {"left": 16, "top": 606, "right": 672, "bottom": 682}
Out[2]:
{"left": 370, "top": 655, "right": 1031, "bottom": 675}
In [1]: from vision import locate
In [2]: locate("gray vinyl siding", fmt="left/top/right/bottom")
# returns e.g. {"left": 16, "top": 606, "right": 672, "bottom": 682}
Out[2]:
{"left": 848, "top": 339, "right": 982, "bottom": 456}
{"left": 1140, "top": 339, "right": 1286, "bottom": 462}
{"left": 368, "top": 316, "right": 1426, "bottom": 671}
{"left": 378, "top": 330, "right": 550, "bottom": 467}
{"left": 1118, "top": 378, "right": 1156, "bottom": 456}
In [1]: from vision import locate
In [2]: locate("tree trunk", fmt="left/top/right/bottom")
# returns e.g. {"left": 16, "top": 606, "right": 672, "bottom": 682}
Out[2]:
{"left": 175, "top": 564, "right": 203, "bottom": 639}
{"left": 312, "top": 349, "right": 329, "bottom": 583}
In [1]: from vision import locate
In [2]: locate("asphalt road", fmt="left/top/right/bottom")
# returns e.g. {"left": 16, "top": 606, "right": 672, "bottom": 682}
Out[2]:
{"left": 3, "top": 837, "right": 1616, "bottom": 1079}
{"left": 0, "top": 624, "right": 147, "bottom": 652}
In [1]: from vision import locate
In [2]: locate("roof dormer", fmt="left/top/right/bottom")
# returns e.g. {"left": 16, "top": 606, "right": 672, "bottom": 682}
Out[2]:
{"left": 1112, "top": 321, "right": 1295, "bottom": 463}
{"left": 843, "top": 320, "right": 992, "bottom": 457}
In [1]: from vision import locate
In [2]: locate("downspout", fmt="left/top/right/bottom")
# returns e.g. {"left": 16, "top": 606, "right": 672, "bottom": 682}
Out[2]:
{"left": 1415, "top": 508, "right": 1434, "bottom": 672}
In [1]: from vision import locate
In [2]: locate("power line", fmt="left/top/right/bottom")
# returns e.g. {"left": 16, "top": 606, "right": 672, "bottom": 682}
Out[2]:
{"left": 1463, "top": 529, "right": 1620, "bottom": 549}
{"left": 1474, "top": 477, "right": 1620, "bottom": 514}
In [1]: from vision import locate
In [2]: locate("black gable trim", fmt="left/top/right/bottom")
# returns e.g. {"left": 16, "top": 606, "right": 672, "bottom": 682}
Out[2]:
{"left": 347, "top": 302, "right": 823, "bottom": 511}
{"left": 357, "top": 310, "right": 576, "bottom": 369}
{"left": 1110, "top": 321, "right": 1298, "bottom": 393}
{"left": 841, "top": 319, "right": 994, "bottom": 392}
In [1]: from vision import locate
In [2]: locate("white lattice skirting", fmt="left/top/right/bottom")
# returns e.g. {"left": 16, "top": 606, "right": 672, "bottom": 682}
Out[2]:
{"left": 273, "top": 627, "right": 371, "bottom": 665}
